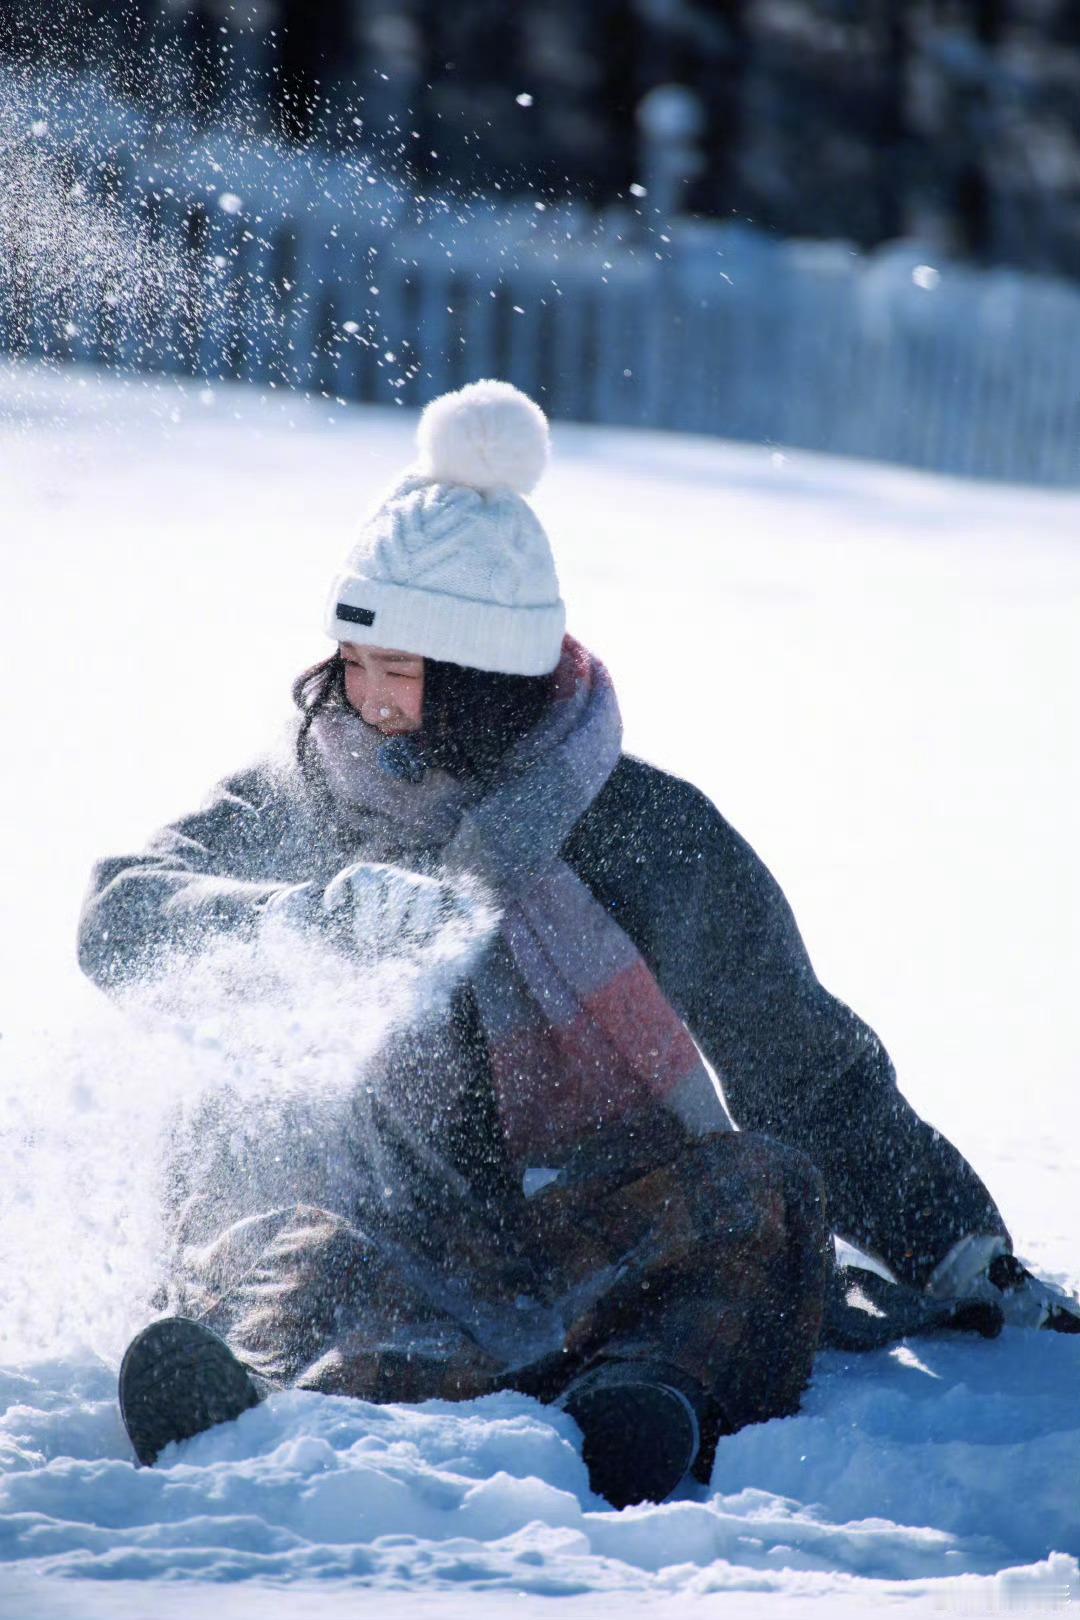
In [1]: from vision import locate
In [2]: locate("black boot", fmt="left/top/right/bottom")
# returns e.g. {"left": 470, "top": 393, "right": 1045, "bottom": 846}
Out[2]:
{"left": 557, "top": 1360, "right": 704, "bottom": 1509}
{"left": 119, "top": 1317, "right": 265, "bottom": 1466}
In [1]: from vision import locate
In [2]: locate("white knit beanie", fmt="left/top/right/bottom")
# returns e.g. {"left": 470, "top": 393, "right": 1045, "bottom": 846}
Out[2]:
{"left": 325, "top": 380, "right": 566, "bottom": 675}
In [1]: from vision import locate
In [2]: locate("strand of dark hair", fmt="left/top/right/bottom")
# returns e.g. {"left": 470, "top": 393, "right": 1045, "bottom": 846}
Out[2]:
{"left": 291, "top": 651, "right": 347, "bottom": 765}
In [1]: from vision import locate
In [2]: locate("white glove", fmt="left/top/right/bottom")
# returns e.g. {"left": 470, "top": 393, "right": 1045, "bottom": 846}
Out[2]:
{"left": 322, "top": 861, "right": 495, "bottom": 967}
{"left": 926, "top": 1234, "right": 1080, "bottom": 1333}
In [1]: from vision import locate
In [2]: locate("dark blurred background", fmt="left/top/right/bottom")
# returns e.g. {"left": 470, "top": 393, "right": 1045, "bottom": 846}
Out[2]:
{"left": 5, "top": 1, "right": 1080, "bottom": 483}
{"left": 6, "top": 1, "right": 1080, "bottom": 278}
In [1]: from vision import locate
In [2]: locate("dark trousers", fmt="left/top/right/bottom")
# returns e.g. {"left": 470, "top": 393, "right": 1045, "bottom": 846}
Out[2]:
{"left": 172, "top": 1128, "right": 828, "bottom": 1451}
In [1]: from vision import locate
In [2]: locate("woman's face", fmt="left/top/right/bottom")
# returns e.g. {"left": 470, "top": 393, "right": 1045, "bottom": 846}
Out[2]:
{"left": 340, "top": 643, "right": 425, "bottom": 735}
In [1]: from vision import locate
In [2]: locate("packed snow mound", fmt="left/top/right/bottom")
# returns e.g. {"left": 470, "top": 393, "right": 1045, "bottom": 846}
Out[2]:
{"left": 1, "top": 1337, "right": 1078, "bottom": 1592}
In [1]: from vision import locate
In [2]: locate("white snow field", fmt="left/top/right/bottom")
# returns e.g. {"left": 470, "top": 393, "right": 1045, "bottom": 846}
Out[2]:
{"left": 0, "top": 360, "right": 1078, "bottom": 1617}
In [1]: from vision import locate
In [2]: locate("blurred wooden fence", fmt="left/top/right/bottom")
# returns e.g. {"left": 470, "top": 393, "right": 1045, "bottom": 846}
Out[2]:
{"left": 5, "top": 77, "right": 1080, "bottom": 485}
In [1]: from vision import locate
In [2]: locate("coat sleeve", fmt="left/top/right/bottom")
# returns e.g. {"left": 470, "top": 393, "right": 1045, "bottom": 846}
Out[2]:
{"left": 77, "top": 762, "right": 321, "bottom": 991}
{"left": 566, "top": 760, "right": 1008, "bottom": 1287}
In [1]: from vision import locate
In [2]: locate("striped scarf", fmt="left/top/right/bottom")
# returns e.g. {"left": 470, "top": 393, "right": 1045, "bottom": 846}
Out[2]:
{"left": 310, "top": 637, "right": 712, "bottom": 1163}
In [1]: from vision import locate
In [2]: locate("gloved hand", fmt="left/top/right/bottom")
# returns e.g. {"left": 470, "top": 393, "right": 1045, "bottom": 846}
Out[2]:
{"left": 322, "top": 860, "right": 496, "bottom": 967}
{"left": 824, "top": 1262, "right": 1003, "bottom": 1351}
{"left": 926, "top": 1235, "right": 1080, "bottom": 1334}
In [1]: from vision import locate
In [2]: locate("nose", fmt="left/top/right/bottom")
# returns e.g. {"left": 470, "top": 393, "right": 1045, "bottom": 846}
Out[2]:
{"left": 360, "top": 677, "right": 395, "bottom": 726}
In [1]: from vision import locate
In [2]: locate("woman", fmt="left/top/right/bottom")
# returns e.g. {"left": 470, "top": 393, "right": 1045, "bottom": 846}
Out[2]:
{"left": 79, "top": 382, "right": 1074, "bottom": 1507}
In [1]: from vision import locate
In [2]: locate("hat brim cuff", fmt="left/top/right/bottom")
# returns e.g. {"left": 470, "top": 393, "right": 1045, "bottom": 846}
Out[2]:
{"left": 325, "top": 576, "right": 566, "bottom": 676}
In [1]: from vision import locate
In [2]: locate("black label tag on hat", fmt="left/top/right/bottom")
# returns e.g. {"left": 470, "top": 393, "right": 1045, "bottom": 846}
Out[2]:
{"left": 337, "top": 603, "right": 376, "bottom": 627}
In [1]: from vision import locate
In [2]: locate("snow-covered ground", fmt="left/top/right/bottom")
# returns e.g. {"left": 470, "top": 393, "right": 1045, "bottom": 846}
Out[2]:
{"left": 0, "top": 360, "right": 1078, "bottom": 1616}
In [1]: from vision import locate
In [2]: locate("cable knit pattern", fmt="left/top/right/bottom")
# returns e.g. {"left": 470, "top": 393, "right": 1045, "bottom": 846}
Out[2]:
{"left": 325, "top": 383, "right": 566, "bottom": 674}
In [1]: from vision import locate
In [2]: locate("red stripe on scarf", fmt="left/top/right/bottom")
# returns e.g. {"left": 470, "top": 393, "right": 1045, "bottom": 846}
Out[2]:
{"left": 489, "top": 958, "right": 703, "bottom": 1160}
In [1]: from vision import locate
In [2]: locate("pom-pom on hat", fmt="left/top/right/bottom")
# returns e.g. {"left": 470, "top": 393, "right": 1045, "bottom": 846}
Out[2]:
{"left": 325, "top": 380, "right": 565, "bottom": 675}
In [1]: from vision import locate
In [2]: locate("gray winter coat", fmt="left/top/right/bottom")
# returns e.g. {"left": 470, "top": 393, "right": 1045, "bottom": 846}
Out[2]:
{"left": 78, "top": 744, "right": 1006, "bottom": 1288}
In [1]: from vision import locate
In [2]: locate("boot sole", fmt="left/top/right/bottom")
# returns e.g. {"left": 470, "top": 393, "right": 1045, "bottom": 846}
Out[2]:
{"left": 564, "top": 1377, "right": 699, "bottom": 1508}
{"left": 119, "top": 1317, "right": 262, "bottom": 1466}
